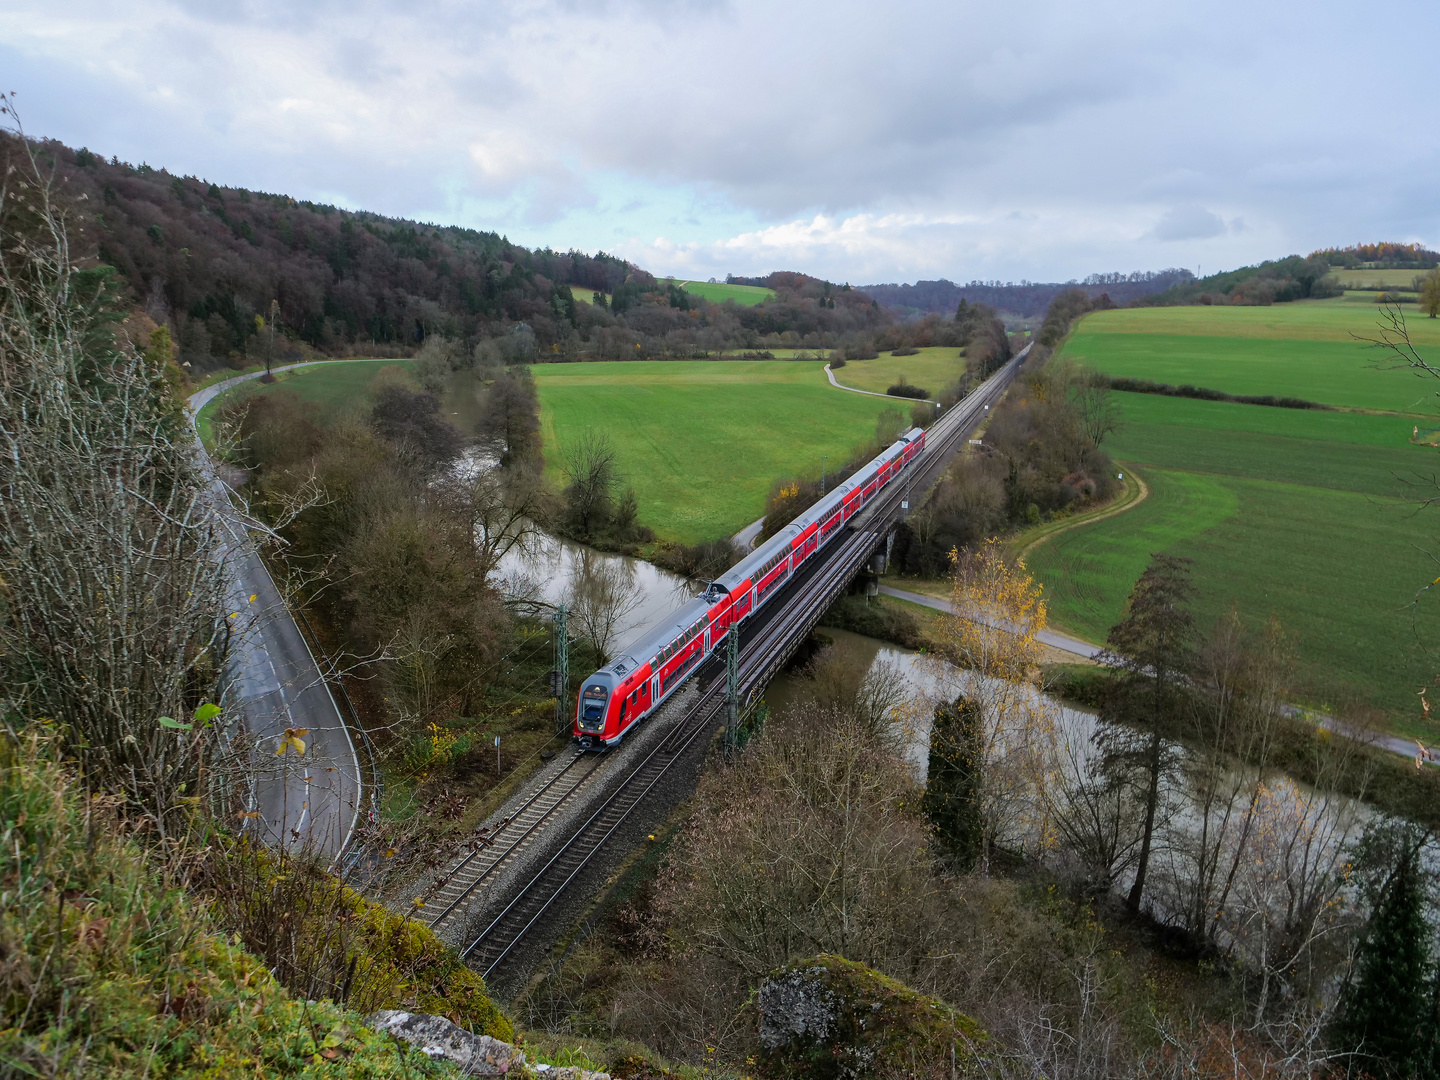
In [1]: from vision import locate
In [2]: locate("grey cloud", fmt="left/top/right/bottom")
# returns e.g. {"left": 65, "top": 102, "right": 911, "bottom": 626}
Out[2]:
{"left": 7, "top": 0, "right": 1440, "bottom": 282}
{"left": 1151, "top": 206, "right": 1227, "bottom": 242}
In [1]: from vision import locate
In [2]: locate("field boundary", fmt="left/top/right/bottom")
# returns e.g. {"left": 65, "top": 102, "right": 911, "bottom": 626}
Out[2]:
{"left": 1009, "top": 465, "right": 1150, "bottom": 565}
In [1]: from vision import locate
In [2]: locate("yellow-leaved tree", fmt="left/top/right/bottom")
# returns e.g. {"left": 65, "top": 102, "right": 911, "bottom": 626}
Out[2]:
{"left": 927, "top": 540, "right": 1056, "bottom": 870}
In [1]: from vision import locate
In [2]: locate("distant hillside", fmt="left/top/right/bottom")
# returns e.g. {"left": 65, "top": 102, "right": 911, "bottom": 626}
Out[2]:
{"left": 860, "top": 270, "right": 1194, "bottom": 319}
{"left": 7, "top": 134, "right": 889, "bottom": 372}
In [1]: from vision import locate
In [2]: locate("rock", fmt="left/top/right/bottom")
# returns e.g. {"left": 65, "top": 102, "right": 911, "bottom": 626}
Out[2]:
{"left": 368, "top": 1010, "right": 528, "bottom": 1075}
{"left": 756, "top": 954, "right": 987, "bottom": 1079}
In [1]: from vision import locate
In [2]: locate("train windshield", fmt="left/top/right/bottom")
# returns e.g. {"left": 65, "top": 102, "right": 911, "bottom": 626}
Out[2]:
{"left": 581, "top": 684, "right": 609, "bottom": 723}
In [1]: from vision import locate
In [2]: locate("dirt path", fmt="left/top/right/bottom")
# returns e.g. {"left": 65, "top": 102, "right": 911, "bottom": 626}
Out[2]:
{"left": 1010, "top": 465, "right": 1151, "bottom": 565}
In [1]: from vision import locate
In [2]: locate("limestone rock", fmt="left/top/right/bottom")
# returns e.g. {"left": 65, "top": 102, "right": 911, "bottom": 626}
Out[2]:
{"left": 756, "top": 954, "right": 986, "bottom": 1079}
{"left": 368, "top": 1010, "right": 527, "bottom": 1075}
{"left": 531, "top": 1065, "right": 612, "bottom": 1080}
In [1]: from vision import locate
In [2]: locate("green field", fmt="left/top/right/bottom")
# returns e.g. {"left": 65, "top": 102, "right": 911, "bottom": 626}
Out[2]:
{"left": 532, "top": 360, "right": 901, "bottom": 543}
{"left": 1330, "top": 268, "right": 1427, "bottom": 290}
{"left": 194, "top": 360, "right": 412, "bottom": 444}
{"left": 1060, "top": 332, "right": 1440, "bottom": 412}
{"left": 1074, "top": 299, "right": 1440, "bottom": 344}
{"left": 831, "top": 347, "right": 966, "bottom": 397}
{"left": 570, "top": 285, "right": 610, "bottom": 305}
{"left": 1033, "top": 301, "right": 1440, "bottom": 733}
{"left": 659, "top": 278, "right": 776, "bottom": 306}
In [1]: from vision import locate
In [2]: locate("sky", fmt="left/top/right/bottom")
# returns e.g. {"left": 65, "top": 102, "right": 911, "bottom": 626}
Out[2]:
{"left": 3, "top": 0, "right": 1437, "bottom": 285}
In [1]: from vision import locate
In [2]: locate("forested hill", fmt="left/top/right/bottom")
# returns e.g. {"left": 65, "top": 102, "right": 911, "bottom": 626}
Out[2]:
{"left": 14, "top": 134, "right": 652, "bottom": 368}
{"left": 860, "top": 270, "right": 1194, "bottom": 319}
{"left": 12, "top": 133, "right": 899, "bottom": 373}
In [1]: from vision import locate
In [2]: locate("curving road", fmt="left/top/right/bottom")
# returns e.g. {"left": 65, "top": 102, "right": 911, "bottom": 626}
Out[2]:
{"left": 190, "top": 363, "right": 392, "bottom": 860}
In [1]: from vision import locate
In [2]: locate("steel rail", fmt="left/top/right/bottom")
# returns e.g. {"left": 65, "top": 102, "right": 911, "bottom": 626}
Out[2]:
{"left": 422, "top": 750, "right": 603, "bottom": 929}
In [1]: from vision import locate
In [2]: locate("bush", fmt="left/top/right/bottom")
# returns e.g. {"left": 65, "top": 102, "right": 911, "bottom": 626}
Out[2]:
{"left": 886, "top": 382, "right": 929, "bottom": 399}
{"left": 890, "top": 346, "right": 919, "bottom": 356}
{"left": 651, "top": 537, "right": 739, "bottom": 580}
{"left": 201, "top": 839, "right": 514, "bottom": 1039}
{"left": 828, "top": 357, "right": 846, "bottom": 369}
{"left": 819, "top": 595, "right": 924, "bottom": 650}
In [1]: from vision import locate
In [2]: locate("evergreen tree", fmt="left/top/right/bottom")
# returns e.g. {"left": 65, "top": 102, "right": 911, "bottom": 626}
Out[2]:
{"left": 924, "top": 696, "right": 983, "bottom": 870}
{"left": 1100, "top": 554, "right": 1194, "bottom": 912}
{"left": 1332, "top": 843, "right": 1436, "bottom": 1078}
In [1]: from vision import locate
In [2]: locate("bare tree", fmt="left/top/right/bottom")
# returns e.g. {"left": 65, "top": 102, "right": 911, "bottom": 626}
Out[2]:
{"left": 1067, "top": 364, "right": 1125, "bottom": 448}
{"left": 438, "top": 460, "right": 547, "bottom": 583}
{"left": 561, "top": 427, "right": 618, "bottom": 538}
{"left": 565, "top": 550, "right": 642, "bottom": 665}
{"left": 0, "top": 100, "right": 236, "bottom": 834}
{"left": 799, "top": 639, "right": 910, "bottom": 744}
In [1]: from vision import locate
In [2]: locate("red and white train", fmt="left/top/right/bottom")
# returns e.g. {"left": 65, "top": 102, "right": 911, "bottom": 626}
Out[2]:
{"left": 573, "top": 425, "right": 927, "bottom": 748}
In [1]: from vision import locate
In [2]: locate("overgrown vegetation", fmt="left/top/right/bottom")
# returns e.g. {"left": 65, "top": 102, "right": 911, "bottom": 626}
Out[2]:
{"left": 0, "top": 732, "right": 461, "bottom": 1079}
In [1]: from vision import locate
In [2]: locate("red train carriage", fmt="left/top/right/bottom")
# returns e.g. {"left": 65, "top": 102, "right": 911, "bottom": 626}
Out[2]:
{"left": 573, "top": 426, "right": 927, "bottom": 748}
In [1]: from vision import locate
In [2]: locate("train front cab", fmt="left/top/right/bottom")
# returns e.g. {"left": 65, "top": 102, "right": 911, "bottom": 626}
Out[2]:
{"left": 574, "top": 671, "right": 617, "bottom": 749}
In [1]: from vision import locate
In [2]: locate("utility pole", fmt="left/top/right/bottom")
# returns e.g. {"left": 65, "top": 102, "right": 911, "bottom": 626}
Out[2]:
{"left": 821, "top": 455, "right": 828, "bottom": 495}
{"left": 725, "top": 627, "right": 740, "bottom": 754}
{"left": 554, "top": 604, "right": 570, "bottom": 737}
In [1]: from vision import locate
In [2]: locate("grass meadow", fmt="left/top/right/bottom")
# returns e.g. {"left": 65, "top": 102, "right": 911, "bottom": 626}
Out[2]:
{"left": 664, "top": 278, "right": 776, "bottom": 306}
{"left": 532, "top": 360, "right": 902, "bottom": 543}
{"left": 1034, "top": 301, "right": 1440, "bottom": 734}
{"left": 831, "top": 347, "right": 967, "bottom": 397}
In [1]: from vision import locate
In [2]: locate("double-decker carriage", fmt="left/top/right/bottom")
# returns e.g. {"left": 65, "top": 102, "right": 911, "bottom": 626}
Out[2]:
{"left": 573, "top": 425, "right": 926, "bottom": 748}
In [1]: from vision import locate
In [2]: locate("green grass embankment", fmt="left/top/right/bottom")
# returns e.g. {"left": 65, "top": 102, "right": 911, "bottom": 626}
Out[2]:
{"left": 0, "top": 733, "right": 500, "bottom": 1078}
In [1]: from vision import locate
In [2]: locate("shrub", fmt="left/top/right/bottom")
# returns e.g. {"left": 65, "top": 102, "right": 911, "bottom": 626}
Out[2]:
{"left": 890, "top": 346, "right": 919, "bottom": 356}
{"left": 828, "top": 357, "right": 846, "bottom": 369}
{"left": 886, "top": 382, "right": 929, "bottom": 399}
{"left": 201, "top": 839, "right": 514, "bottom": 1040}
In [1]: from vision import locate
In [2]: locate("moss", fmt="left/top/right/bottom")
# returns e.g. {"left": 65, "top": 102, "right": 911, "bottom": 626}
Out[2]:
{"left": 758, "top": 954, "right": 986, "bottom": 1079}
{"left": 0, "top": 732, "right": 472, "bottom": 1077}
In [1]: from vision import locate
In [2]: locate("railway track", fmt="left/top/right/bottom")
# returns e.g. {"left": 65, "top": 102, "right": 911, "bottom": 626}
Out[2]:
{"left": 455, "top": 349, "right": 1026, "bottom": 983}
{"left": 421, "top": 751, "right": 605, "bottom": 932}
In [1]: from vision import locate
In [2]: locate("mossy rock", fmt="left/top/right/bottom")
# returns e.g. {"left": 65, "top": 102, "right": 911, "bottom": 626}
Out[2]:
{"left": 757, "top": 954, "right": 986, "bottom": 1079}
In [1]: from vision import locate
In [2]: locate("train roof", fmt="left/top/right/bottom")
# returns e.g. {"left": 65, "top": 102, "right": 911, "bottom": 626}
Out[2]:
{"left": 593, "top": 424, "right": 930, "bottom": 677}
{"left": 601, "top": 593, "right": 713, "bottom": 678}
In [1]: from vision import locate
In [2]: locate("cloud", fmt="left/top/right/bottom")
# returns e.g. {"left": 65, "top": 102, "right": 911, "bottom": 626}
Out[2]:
{"left": 1150, "top": 205, "right": 1227, "bottom": 242}
{"left": 2, "top": 0, "right": 1438, "bottom": 281}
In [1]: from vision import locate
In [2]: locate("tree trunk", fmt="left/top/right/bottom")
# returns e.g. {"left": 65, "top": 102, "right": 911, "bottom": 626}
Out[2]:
{"left": 1126, "top": 729, "right": 1162, "bottom": 912}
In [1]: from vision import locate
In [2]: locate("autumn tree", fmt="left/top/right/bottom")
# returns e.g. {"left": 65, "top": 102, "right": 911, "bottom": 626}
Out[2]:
{"left": 929, "top": 540, "right": 1055, "bottom": 868}
{"left": 1420, "top": 268, "right": 1440, "bottom": 319}
{"left": 1101, "top": 553, "right": 1195, "bottom": 913}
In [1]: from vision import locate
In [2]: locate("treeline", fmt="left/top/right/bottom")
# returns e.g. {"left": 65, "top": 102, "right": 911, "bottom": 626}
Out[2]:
{"left": 1140, "top": 254, "right": 1342, "bottom": 307}
{"left": 9, "top": 132, "right": 920, "bottom": 376}
{"left": 859, "top": 268, "right": 1194, "bottom": 319}
{"left": 1103, "top": 375, "right": 1330, "bottom": 410}
{"left": 1312, "top": 241, "right": 1440, "bottom": 269}
{"left": 891, "top": 354, "right": 1121, "bottom": 574}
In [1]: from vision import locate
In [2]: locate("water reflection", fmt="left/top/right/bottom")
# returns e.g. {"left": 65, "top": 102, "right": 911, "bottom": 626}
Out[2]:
{"left": 496, "top": 530, "right": 698, "bottom": 651}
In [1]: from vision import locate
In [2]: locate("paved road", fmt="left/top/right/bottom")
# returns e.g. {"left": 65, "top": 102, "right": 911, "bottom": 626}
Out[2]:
{"left": 190, "top": 363, "right": 389, "bottom": 859}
